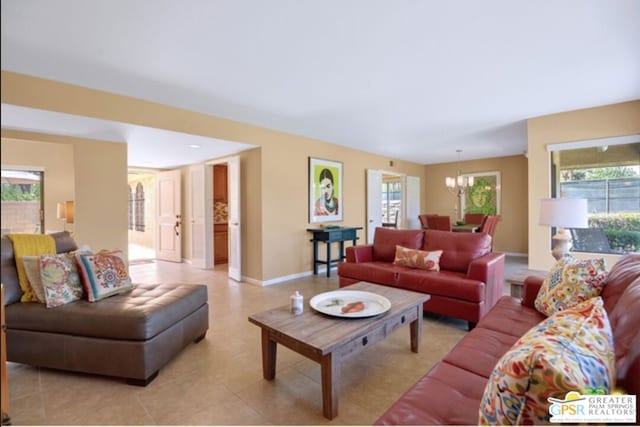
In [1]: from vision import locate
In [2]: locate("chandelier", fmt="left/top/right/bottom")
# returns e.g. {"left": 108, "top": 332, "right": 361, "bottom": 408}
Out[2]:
{"left": 445, "top": 150, "right": 474, "bottom": 196}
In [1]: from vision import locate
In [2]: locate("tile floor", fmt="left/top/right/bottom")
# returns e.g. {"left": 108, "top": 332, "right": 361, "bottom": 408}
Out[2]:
{"left": 5, "top": 255, "right": 527, "bottom": 426}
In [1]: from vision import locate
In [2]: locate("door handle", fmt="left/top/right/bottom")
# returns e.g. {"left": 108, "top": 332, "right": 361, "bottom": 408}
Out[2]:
{"left": 174, "top": 214, "right": 182, "bottom": 236}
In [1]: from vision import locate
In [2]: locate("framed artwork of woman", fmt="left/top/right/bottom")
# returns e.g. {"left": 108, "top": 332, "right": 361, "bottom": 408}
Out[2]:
{"left": 309, "top": 157, "right": 343, "bottom": 223}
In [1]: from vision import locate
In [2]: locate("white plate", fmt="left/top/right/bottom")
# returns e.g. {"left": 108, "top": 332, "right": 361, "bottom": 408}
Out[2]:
{"left": 309, "top": 290, "right": 391, "bottom": 318}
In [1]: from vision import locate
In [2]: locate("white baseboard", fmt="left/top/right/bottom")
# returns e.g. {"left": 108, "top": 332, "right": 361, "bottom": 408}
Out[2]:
{"left": 243, "top": 265, "right": 337, "bottom": 287}
{"left": 504, "top": 252, "right": 528, "bottom": 257}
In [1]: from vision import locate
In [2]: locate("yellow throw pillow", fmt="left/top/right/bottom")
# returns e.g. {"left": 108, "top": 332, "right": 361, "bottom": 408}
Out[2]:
{"left": 7, "top": 234, "right": 56, "bottom": 302}
{"left": 534, "top": 256, "right": 607, "bottom": 316}
{"left": 393, "top": 245, "right": 443, "bottom": 271}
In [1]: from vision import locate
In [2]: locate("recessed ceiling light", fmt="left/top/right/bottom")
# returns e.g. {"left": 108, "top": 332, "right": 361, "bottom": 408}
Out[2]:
{"left": 188, "top": 144, "right": 201, "bottom": 149}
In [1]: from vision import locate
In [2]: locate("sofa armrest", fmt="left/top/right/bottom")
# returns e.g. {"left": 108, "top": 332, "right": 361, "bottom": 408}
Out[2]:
{"left": 522, "top": 276, "right": 544, "bottom": 308}
{"left": 467, "top": 252, "right": 505, "bottom": 308}
{"left": 345, "top": 245, "right": 374, "bottom": 263}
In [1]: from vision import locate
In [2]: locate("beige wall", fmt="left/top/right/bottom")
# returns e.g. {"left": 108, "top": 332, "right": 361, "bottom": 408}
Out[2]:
{"left": 1, "top": 72, "right": 426, "bottom": 281}
{"left": 527, "top": 100, "right": 640, "bottom": 270}
{"left": 423, "top": 155, "right": 529, "bottom": 254}
{"left": 1, "top": 132, "right": 128, "bottom": 254}
{"left": 260, "top": 138, "right": 426, "bottom": 281}
{"left": 1, "top": 137, "right": 74, "bottom": 233}
{"left": 6, "top": 71, "right": 633, "bottom": 279}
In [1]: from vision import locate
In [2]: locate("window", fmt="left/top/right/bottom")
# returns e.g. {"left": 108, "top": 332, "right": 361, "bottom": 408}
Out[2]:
{"left": 551, "top": 141, "right": 640, "bottom": 254}
{"left": 1, "top": 168, "right": 44, "bottom": 234}
{"left": 128, "top": 186, "right": 134, "bottom": 230}
{"left": 381, "top": 179, "right": 402, "bottom": 224}
{"left": 134, "top": 183, "right": 145, "bottom": 232}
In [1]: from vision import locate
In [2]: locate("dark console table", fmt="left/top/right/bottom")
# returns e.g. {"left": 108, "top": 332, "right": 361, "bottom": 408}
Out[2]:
{"left": 307, "top": 226, "right": 363, "bottom": 277}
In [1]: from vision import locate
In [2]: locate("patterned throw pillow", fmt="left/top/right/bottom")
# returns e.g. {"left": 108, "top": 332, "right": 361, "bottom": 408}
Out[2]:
{"left": 22, "top": 256, "right": 46, "bottom": 303}
{"left": 39, "top": 253, "right": 84, "bottom": 308}
{"left": 393, "top": 245, "right": 443, "bottom": 271}
{"left": 534, "top": 256, "right": 607, "bottom": 316}
{"left": 479, "top": 297, "right": 614, "bottom": 425}
{"left": 76, "top": 250, "right": 133, "bottom": 302}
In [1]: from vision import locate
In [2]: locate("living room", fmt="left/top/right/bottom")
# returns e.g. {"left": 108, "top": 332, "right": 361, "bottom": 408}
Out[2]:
{"left": 2, "top": 1, "right": 639, "bottom": 425}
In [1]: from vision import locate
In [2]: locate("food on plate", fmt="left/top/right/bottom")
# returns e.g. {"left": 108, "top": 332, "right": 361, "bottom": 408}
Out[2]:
{"left": 325, "top": 298, "right": 343, "bottom": 307}
{"left": 341, "top": 301, "right": 365, "bottom": 314}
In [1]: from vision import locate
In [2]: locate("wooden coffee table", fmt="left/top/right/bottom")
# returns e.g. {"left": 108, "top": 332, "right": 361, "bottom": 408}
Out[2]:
{"left": 248, "top": 282, "right": 430, "bottom": 420}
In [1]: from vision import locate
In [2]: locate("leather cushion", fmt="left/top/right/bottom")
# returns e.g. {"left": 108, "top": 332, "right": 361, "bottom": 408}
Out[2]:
{"left": 443, "top": 327, "right": 519, "bottom": 378}
{"left": 476, "top": 296, "right": 545, "bottom": 337}
{"left": 375, "top": 362, "right": 488, "bottom": 425}
{"left": 49, "top": 231, "right": 79, "bottom": 253}
{"left": 423, "top": 229, "right": 491, "bottom": 273}
{"left": 601, "top": 254, "right": 640, "bottom": 313}
{"left": 6, "top": 283, "right": 208, "bottom": 340}
{"left": 607, "top": 278, "right": 640, "bottom": 367}
{"left": 1, "top": 236, "right": 21, "bottom": 304}
{"left": 397, "top": 269, "right": 484, "bottom": 302}
{"left": 337, "top": 261, "right": 399, "bottom": 286}
{"left": 372, "top": 228, "right": 424, "bottom": 262}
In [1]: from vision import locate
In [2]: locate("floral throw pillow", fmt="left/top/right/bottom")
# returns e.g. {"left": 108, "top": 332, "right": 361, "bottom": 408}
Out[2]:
{"left": 479, "top": 297, "right": 614, "bottom": 425}
{"left": 39, "top": 253, "right": 84, "bottom": 308}
{"left": 76, "top": 250, "right": 133, "bottom": 302}
{"left": 534, "top": 256, "right": 607, "bottom": 316}
{"left": 393, "top": 245, "right": 443, "bottom": 271}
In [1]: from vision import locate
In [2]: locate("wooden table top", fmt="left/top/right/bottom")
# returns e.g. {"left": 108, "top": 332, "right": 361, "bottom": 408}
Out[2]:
{"left": 248, "top": 282, "right": 429, "bottom": 355}
{"left": 506, "top": 268, "right": 548, "bottom": 285}
{"left": 452, "top": 223, "right": 480, "bottom": 232}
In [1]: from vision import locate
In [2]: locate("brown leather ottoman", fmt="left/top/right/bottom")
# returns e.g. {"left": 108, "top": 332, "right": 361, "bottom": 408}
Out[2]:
{"left": 5, "top": 283, "right": 209, "bottom": 385}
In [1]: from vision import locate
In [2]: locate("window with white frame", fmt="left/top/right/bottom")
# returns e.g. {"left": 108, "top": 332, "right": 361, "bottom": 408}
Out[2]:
{"left": 551, "top": 139, "right": 639, "bottom": 254}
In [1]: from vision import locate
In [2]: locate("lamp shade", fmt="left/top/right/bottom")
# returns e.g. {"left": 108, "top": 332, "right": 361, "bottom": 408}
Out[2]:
{"left": 56, "top": 202, "right": 66, "bottom": 220}
{"left": 539, "top": 198, "right": 588, "bottom": 228}
{"left": 64, "top": 201, "right": 74, "bottom": 224}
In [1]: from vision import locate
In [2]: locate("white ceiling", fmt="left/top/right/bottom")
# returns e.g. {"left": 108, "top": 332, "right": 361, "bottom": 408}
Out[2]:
{"left": 2, "top": 0, "right": 639, "bottom": 169}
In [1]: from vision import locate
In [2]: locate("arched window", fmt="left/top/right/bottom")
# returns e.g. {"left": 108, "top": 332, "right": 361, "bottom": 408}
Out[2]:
{"left": 128, "top": 185, "right": 134, "bottom": 230}
{"left": 135, "top": 183, "right": 145, "bottom": 232}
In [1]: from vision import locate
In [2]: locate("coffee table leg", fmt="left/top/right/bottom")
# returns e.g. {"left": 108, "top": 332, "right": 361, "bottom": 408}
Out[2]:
{"left": 261, "top": 329, "right": 277, "bottom": 380}
{"left": 320, "top": 352, "right": 339, "bottom": 419}
{"left": 410, "top": 305, "right": 424, "bottom": 353}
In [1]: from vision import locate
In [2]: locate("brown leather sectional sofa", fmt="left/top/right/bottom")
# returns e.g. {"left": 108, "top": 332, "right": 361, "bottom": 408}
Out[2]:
{"left": 1, "top": 232, "right": 209, "bottom": 386}
{"left": 376, "top": 254, "right": 640, "bottom": 425}
{"left": 338, "top": 227, "right": 505, "bottom": 329}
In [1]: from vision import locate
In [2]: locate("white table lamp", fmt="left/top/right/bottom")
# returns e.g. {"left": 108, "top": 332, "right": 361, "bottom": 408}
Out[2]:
{"left": 539, "top": 198, "right": 588, "bottom": 260}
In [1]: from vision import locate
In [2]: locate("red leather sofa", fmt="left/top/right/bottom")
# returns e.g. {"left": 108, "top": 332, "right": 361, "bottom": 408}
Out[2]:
{"left": 376, "top": 254, "right": 640, "bottom": 425}
{"left": 337, "top": 227, "right": 505, "bottom": 329}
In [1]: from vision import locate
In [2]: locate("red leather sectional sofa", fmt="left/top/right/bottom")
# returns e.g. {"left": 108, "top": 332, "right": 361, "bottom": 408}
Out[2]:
{"left": 376, "top": 254, "right": 640, "bottom": 425}
{"left": 337, "top": 227, "right": 505, "bottom": 329}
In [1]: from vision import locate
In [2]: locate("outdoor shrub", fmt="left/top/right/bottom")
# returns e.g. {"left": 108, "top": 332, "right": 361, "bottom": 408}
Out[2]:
{"left": 605, "top": 229, "right": 640, "bottom": 253}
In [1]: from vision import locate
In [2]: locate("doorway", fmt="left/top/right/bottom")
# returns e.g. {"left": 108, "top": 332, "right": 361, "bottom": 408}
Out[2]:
{"left": 213, "top": 164, "right": 229, "bottom": 265}
{"left": 366, "top": 169, "right": 421, "bottom": 243}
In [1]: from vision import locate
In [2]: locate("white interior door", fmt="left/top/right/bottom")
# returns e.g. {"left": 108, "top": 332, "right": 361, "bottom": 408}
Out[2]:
{"left": 366, "top": 169, "right": 382, "bottom": 244}
{"left": 189, "top": 164, "right": 211, "bottom": 269}
{"left": 227, "top": 156, "right": 241, "bottom": 281}
{"left": 156, "top": 169, "right": 182, "bottom": 262}
{"left": 404, "top": 175, "right": 421, "bottom": 229}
